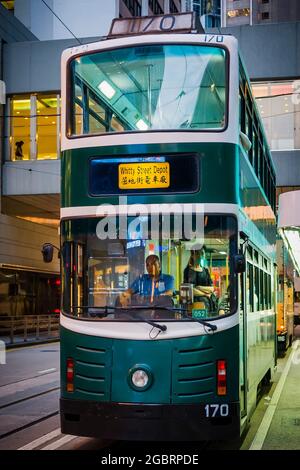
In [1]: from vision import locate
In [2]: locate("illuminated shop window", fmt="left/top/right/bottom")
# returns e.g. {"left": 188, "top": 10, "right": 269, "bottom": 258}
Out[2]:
{"left": 37, "top": 94, "right": 60, "bottom": 160}
{"left": 9, "top": 93, "right": 60, "bottom": 161}
{"left": 227, "top": 8, "right": 250, "bottom": 18}
{"left": 252, "top": 81, "right": 300, "bottom": 151}
{"left": 10, "top": 95, "right": 31, "bottom": 161}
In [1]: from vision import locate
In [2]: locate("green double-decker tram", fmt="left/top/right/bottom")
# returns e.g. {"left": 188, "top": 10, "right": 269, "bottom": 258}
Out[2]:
{"left": 59, "top": 15, "right": 277, "bottom": 441}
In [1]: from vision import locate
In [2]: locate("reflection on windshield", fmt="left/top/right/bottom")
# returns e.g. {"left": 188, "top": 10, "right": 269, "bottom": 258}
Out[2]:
{"left": 70, "top": 44, "right": 227, "bottom": 135}
{"left": 62, "top": 216, "right": 236, "bottom": 321}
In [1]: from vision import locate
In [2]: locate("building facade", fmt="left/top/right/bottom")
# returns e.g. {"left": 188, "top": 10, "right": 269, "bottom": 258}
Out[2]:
{"left": 222, "top": 0, "right": 300, "bottom": 27}
{"left": 0, "top": 3, "right": 60, "bottom": 319}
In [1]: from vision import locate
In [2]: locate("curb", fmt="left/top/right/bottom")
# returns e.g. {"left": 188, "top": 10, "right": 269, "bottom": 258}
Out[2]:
{"left": 4, "top": 338, "right": 60, "bottom": 350}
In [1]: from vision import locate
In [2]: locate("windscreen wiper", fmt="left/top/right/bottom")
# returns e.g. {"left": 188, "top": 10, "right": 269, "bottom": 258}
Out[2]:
{"left": 117, "top": 307, "right": 167, "bottom": 332}
{"left": 71, "top": 305, "right": 167, "bottom": 332}
{"left": 123, "top": 305, "right": 217, "bottom": 332}
{"left": 70, "top": 305, "right": 217, "bottom": 332}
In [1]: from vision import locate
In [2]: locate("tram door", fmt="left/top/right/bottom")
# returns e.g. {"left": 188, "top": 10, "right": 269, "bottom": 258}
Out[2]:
{"left": 239, "top": 264, "right": 248, "bottom": 417}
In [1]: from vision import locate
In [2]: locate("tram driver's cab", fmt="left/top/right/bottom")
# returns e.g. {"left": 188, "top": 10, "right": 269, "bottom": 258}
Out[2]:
{"left": 60, "top": 214, "right": 239, "bottom": 321}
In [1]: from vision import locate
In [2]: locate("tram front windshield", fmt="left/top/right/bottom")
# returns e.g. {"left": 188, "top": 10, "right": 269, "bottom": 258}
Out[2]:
{"left": 61, "top": 215, "right": 237, "bottom": 321}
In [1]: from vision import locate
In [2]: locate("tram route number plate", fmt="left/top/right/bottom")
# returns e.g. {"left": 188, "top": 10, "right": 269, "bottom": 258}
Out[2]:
{"left": 109, "top": 12, "right": 196, "bottom": 37}
{"left": 118, "top": 162, "right": 170, "bottom": 190}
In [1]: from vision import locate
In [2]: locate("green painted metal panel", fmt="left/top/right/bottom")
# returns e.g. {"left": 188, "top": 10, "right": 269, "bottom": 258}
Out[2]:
{"left": 172, "top": 327, "right": 239, "bottom": 404}
{"left": 176, "top": 363, "right": 215, "bottom": 381}
{"left": 111, "top": 339, "right": 173, "bottom": 404}
{"left": 60, "top": 326, "right": 113, "bottom": 401}
{"left": 75, "top": 361, "right": 105, "bottom": 379}
{"left": 61, "top": 324, "right": 239, "bottom": 405}
{"left": 61, "top": 142, "right": 238, "bottom": 208}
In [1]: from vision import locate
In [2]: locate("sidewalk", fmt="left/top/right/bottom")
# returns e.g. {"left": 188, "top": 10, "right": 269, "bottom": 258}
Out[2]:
{"left": 261, "top": 328, "right": 300, "bottom": 450}
{"left": 247, "top": 326, "right": 300, "bottom": 450}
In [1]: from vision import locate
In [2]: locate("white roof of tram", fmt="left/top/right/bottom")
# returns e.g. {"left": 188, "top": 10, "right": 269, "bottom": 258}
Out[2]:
{"left": 278, "top": 190, "right": 300, "bottom": 276}
{"left": 278, "top": 190, "right": 300, "bottom": 229}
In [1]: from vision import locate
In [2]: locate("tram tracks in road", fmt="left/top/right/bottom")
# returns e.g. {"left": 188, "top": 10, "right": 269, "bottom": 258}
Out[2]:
{"left": 0, "top": 385, "right": 60, "bottom": 411}
{"left": 0, "top": 367, "right": 58, "bottom": 389}
{"left": 0, "top": 368, "right": 59, "bottom": 407}
{"left": 0, "top": 409, "right": 60, "bottom": 441}
{"left": 0, "top": 385, "right": 60, "bottom": 441}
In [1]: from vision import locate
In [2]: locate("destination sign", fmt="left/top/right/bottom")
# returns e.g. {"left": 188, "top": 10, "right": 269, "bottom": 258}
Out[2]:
{"left": 89, "top": 154, "right": 199, "bottom": 196}
{"left": 108, "top": 12, "right": 202, "bottom": 37}
{"left": 118, "top": 162, "right": 170, "bottom": 189}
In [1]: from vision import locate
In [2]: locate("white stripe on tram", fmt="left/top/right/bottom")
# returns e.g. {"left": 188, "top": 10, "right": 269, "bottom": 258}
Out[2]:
{"left": 61, "top": 203, "right": 239, "bottom": 220}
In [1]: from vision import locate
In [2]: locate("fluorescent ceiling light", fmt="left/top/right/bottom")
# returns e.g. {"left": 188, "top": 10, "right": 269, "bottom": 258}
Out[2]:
{"left": 98, "top": 80, "right": 116, "bottom": 100}
{"left": 136, "top": 119, "right": 148, "bottom": 131}
{"left": 219, "top": 251, "right": 227, "bottom": 255}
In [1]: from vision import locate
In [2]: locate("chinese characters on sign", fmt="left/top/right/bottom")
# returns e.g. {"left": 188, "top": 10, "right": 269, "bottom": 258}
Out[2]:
{"left": 118, "top": 162, "right": 170, "bottom": 189}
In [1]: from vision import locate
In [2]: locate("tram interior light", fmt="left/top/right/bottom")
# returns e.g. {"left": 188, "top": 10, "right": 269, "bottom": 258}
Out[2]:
{"left": 98, "top": 80, "right": 116, "bottom": 99}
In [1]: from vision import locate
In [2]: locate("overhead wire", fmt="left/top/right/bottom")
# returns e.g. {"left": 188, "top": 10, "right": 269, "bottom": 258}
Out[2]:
{"left": 40, "top": 0, "right": 82, "bottom": 45}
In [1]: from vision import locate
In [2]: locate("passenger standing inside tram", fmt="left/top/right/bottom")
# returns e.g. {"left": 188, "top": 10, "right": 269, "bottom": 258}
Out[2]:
{"left": 184, "top": 248, "right": 215, "bottom": 311}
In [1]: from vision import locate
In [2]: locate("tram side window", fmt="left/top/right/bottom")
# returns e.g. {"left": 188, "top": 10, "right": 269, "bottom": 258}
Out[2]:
{"left": 247, "top": 263, "right": 254, "bottom": 313}
{"left": 240, "top": 63, "right": 276, "bottom": 214}
{"left": 254, "top": 266, "right": 259, "bottom": 311}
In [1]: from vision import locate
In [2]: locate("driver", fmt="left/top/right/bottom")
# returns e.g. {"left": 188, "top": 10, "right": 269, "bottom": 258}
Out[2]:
{"left": 120, "top": 254, "right": 174, "bottom": 306}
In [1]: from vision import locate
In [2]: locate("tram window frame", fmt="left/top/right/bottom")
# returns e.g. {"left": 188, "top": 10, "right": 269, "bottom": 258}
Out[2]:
{"left": 264, "top": 158, "right": 268, "bottom": 197}
{"left": 264, "top": 271, "right": 268, "bottom": 309}
{"left": 239, "top": 85, "right": 246, "bottom": 134}
{"left": 259, "top": 269, "right": 264, "bottom": 310}
{"left": 252, "top": 129, "right": 258, "bottom": 172}
{"left": 245, "top": 108, "right": 253, "bottom": 163}
{"left": 268, "top": 274, "right": 272, "bottom": 308}
{"left": 255, "top": 138, "right": 260, "bottom": 175}
{"left": 247, "top": 262, "right": 254, "bottom": 312}
{"left": 68, "top": 43, "right": 230, "bottom": 137}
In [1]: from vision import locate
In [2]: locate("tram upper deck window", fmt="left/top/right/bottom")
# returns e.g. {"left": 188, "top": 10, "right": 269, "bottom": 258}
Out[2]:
{"left": 69, "top": 44, "right": 227, "bottom": 136}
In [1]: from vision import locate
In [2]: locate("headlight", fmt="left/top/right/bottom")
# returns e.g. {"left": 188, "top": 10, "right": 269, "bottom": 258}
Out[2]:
{"left": 128, "top": 365, "right": 153, "bottom": 391}
{"left": 132, "top": 369, "right": 149, "bottom": 388}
